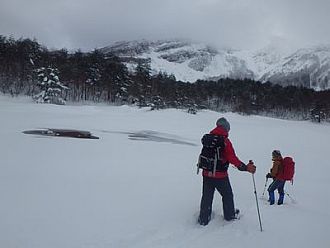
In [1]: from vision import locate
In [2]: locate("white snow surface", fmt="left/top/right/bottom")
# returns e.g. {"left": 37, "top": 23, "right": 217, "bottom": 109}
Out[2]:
{"left": 0, "top": 95, "right": 329, "bottom": 248}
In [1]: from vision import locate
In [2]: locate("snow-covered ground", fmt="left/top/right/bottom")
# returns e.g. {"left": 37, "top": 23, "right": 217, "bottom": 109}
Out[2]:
{"left": 0, "top": 95, "right": 329, "bottom": 248}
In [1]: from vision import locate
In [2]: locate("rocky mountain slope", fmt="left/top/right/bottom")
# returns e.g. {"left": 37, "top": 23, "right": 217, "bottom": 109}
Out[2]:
{"left": 99, "top": 40, "right": 330, "bottom": 90}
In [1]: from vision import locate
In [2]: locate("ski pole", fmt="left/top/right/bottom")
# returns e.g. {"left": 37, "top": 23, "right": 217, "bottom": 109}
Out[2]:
{"left": 262, "top": 178, "right": 268, "bottom": 197}
{"left": 252, "top": 173, "right": 263, "bottom": 232}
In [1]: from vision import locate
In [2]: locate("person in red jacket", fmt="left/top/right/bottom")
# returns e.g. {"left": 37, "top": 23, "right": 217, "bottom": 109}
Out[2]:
{"left": 198, "top": 117, "right": 256, "bottom": 225}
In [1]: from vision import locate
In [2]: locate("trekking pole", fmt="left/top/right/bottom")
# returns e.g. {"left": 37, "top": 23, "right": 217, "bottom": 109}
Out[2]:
{"left": 262, "top": 178, "right": 268, "bottom": 198}
{"left": 285, "top": 192, "right": 297, "bottom": 204}
{"left": 252, "top": 173, "right": 263, "bottom": 232}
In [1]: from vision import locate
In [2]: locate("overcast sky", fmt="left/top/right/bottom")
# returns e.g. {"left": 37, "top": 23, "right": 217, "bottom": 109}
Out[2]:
{"left": 0, "top": 0, "right": 329, "bottom": 51}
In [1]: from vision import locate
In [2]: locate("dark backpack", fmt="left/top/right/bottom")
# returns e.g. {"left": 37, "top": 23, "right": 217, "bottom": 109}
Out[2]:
{"left": 281, "top": 157, "right": 295, "bottom": 181}
{"left": 197, "top": 134, "right": 228, "bottom": 174}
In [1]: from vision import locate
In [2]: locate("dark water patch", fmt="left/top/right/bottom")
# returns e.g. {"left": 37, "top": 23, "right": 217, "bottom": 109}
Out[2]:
{"left": 23, "top": 129, "right": 99, "bottom": 139}
{"left": 99, "top": 129, "right": 197, "bottom": 146}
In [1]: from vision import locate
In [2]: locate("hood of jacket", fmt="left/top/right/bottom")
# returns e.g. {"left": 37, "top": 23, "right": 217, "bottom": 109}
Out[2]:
{"left": 210, "top": 126, "right": 229, "bottom": 137}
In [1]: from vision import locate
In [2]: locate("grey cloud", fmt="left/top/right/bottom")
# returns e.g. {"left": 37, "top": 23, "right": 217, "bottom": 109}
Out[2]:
{"left": 0, "top": 0, "right": 329, "bottom": 51}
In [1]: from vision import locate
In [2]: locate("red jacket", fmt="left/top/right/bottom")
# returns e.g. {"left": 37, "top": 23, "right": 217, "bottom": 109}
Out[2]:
{"left": 202, "top": 126, "right": 243, "bottom": 179}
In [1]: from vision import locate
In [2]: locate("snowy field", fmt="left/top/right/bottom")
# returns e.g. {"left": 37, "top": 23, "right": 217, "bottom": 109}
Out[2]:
{"left": 0, "top": 95, "right": 329, "bottom": 248}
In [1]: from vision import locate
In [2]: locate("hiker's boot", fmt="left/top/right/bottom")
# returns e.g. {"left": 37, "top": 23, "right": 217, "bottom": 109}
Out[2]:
{"left": 269, "top": 191, "right": 275, "bottom": 205}
{"left": 198, "top": 214, "right": 211, "bottom": 226}
{"left": 224, "top": 209, "right": 240, "bottom": 221}
{"left": 278, "top": 194, "right": 284, "bottom": 205}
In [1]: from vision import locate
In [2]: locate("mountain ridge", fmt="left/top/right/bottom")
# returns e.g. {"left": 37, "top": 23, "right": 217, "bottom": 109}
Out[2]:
{"left": 99, "top": 39, "right": 330, "bottom": 90}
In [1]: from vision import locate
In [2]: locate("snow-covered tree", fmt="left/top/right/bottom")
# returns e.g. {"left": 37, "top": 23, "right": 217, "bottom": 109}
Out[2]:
{"left": 33, "top": 67, "right": 68, "bottom": 104}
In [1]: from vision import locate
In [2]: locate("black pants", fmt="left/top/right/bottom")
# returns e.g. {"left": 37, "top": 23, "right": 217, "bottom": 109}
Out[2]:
{"left": 199, "top": 176, "right": 235, "bottom": 223}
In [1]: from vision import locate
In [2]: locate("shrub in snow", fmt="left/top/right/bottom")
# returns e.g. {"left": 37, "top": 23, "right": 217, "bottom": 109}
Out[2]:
{"left": 33, "top": 67, "right": 68, "bottom": 105}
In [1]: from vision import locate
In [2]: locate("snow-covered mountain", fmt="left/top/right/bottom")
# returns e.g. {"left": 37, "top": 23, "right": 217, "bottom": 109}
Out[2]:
{"left": 259, "top": 45, "right": 330, "bottom": 90}
{"left": 99, "top": 40, "right": 330, "bottom": 90}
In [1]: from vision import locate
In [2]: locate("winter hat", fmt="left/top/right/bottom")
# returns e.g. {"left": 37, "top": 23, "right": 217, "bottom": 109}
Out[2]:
{"left": 272, "top": 150, "right": 282, "bottom": 158}
{"left": 216, "top": 117, "right": 230, "bottom": 132}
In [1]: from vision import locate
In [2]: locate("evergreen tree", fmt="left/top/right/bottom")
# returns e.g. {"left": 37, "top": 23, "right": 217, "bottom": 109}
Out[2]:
{"left": 33, "top": 67, "right": 68, "bottom": 104}
{"left": 1, "top": 35, "right": 330, "bottom": 122}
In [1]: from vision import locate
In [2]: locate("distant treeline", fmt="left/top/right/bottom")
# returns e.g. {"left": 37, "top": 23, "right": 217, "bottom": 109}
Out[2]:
{"left": 1, "top": 35, "right": 329, "bottom": 122}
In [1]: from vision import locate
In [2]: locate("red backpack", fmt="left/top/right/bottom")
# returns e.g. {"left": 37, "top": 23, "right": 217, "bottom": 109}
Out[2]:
{"left": 281, "top": 157, "right": 295, "bottom": 181}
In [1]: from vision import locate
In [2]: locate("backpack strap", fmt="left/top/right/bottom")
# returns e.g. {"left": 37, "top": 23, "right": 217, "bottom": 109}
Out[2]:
{"left": 197, "top": 156, "right": 201, "bottom": 175}
{"left": 212, "top": 153, "right": 217, "bottom": 176}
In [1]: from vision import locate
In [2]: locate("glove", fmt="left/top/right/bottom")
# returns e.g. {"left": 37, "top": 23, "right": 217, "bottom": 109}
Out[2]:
{"left": 246, "top": 160, "right": 256, "bottom": 174}
{"left": 238, "top": 161, "right": 256, "bottom": 174}
{"left": 238, "top": 162, "right": 247, "bottom": 171}
{"left": 266, "top": 173, "right": 272, "bottom": 179}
